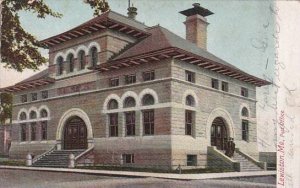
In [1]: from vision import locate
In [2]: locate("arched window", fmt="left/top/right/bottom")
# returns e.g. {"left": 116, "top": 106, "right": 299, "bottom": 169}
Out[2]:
{"left": 186, "top": 95, "right": 195, "bottom": 107}
{"left": 29, "top": 111, "right": 37, "bottom": 119}
{"left": 57, "top": 56, "right": 64, "bottom": 75}
{"left": 108, "top": 99, "right": 118, "bottom": 110}
{"left": 124, "top": 97, "right": 136, "bottom": 108}
{"left": 78, "top": 50, "right": 85, "bottom": 70}
{"left": 67, "top": 54, "right": 74, "bottom": 73}
{"left": 241, "top": 107, "right": 249, "bottom": 117}
{"left": 40, "top": 109, "right": 48, "bottom": 118}
{"left": 90, "top": 47, "right": 98, "bottom": 67}
{"left": 20, "top": 112, "right": 27, "bottom": 121}
{"left": 142, "top": 94, "right": 155, "bottom": 106}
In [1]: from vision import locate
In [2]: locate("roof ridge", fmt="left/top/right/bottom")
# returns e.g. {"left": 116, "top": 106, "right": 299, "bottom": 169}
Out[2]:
{"left": 108, "top": 10, "right": 147, "bottom": 27}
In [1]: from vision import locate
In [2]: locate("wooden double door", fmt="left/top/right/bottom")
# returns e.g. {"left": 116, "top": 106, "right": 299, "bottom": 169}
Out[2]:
{"left": 64, "top": 116, "right": 87, "bottom": 150}
{"left": 211, "top": 117, "right": 228, "bottom": 150}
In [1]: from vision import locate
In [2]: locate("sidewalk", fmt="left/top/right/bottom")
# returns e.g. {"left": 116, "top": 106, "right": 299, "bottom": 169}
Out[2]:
{"left": 0, "top": 165, "right": 276, "bottom": 180}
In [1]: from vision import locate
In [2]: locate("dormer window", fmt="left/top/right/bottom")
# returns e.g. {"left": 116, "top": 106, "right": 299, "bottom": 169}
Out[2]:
{"left": 90, "top": 47, "right": 98, "bottom": 67}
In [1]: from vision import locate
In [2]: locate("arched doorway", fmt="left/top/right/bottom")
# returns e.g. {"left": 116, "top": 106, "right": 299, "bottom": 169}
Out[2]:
{"left": 210, "top": 117, "right": 228, "bottom": 150}
{"left": 63, "top": 116, "right": 87, "bottom": 150}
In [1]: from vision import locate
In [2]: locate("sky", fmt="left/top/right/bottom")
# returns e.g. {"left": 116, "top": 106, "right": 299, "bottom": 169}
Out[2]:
{"left": 0, "top": 0, "right": 276, "bottom": 151}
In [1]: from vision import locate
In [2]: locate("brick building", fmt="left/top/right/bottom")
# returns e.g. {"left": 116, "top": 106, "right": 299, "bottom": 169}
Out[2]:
{"left": 1, "top": 4, "right": 270, "bottom": 171}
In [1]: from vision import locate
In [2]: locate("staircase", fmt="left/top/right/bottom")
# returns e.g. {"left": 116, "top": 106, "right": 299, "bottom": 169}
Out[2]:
{"left": 232, "top": 152, "right": 263, "bottom": 171}
{"left": 32, "top": 150, "right": 85, "bottom": 168}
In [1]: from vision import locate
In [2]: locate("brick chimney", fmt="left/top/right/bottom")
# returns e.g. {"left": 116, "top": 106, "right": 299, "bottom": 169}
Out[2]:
{"left": 180, "top": 3, "right": 214, "bottom": 50}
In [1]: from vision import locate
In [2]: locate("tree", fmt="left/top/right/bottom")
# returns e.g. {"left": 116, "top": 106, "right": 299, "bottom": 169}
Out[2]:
{"left": 1, "top": 0, "right": 109, "bottom": 72}
{"left": 0, "top": 92, "right": 12, "bottom": 124}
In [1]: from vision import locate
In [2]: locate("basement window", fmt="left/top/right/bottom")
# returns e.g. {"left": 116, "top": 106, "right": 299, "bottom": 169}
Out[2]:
{"left": 123, "top": 154, "right": 135, "bottom": 164}
{"left": 187, "top": 155, "right": 197, "bottom": 166}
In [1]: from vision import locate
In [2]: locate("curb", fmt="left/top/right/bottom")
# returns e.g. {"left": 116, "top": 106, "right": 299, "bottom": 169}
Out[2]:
{"left": 0, "top": 165, "right": 276, "bottom": 180}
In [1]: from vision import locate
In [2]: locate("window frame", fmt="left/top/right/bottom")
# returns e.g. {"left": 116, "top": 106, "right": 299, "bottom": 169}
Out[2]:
{"left": 57, "top": 56, "right": 64, "bottom": 75}
{"left": 142, "top": 94, "right": 155, "bottom": 106}
{"left": 108, "top": 99, "right": 118, "bottom": 110}
{"left": 143, "top": 70, "right": 155, "bottom": 81}
{"left": 143, "top": 110, "right": 154, "bottom": 135}
{"left": 185, "top": 110, "right": 193, "bottom": 136}
{"left": 68, "top": 54, "right": 74, "bottom": 73}
{"left": 109, "top": 113, "right": 118, "bottom": 137}
{"left": 125, "top": 111, "right": 135, "bottom": 136}
{"left": 122, "top": 154, "right": 135, "bottom": 164}
{"left": 78, "top": 50, "right": 86, "bottom": 70}
{"left": 90, "top": 47, "right": 98, "bottom": 67}
{"left": 241, "top": 87, "right": 249, "bottom": 97}
{"left": 185, "top": 70, "right": 195, "bottom": 83}
{"left": 21, "top": 94, "right": 27, "bottom": 103}
{"left": 211, "top": 78, "right": 219, "bottom": 90}
{"left": 41, "top": 121, "right": 47, "bottom": 140}
{"left": 20, "top": 124, "right": 27, "bottom": 142}
{"left": 124, "top": 97, "right": 136, "bottom": 108}
{"left": 31, "top": 93, "right": 38, "bottom": 101}
{"left": 186, "top": 95, "right": 195, "bottom": 107}
{"left": 124, "top": 74, "right": 136, "bottom": 85}
{"left": 187, "top": 155, "right": 197, "bottom": 166}
{"left": 41, "top": 90, "right": 48, "bottom": 99}
{"left": 109, "top": 77, "right": 119, "bottom": 87}
{"left": 221, "top": 81, "right": 229, "bottom": 92}
{"left": 30, "top": 122, "right": 37, "bottom": 141}
{"left": 242, "top": 120, "right": 249, "bottom": 142}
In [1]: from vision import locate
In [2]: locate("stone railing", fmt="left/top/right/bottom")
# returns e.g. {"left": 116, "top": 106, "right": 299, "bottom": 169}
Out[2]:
{"left": 207, "top": 146, "right": 240, "bottom": 172}
{"left": 75, "top": 146, "right": 94, "bottom": 166}
{"left": 32, "top": 145, "right": 56, "bottom": 164}
{"left": 235, "top": 148, "right": 267, "bottom": 170}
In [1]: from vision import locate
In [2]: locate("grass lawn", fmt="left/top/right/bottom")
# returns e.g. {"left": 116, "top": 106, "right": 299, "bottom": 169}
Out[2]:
{"left": 0, "top": 159, "right": 25, "bottom": 166}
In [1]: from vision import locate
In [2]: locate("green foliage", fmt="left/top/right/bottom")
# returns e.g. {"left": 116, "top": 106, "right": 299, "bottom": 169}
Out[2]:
{"left": 0, "top": 92, "right": 12, "bottom": 124}
{"left": 85, "top": 0, "right": 109, "bottom": 16}
{"left": 1, "top": 0, "right": 109, "bottom": 72}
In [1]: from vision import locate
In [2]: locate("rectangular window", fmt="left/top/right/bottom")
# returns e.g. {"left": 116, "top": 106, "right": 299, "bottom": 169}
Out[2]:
{"left": 31, "top": 93, "right": 37, "bottom": 101}
{"left": 21, "top": 124, "right": 26, "bottom": 142}
{"left": 125, "top": 112, "right": 135, "bottom": 136}
{"left": 143, "top": 70, "right": 155, "bottom": 81}
{"left": 31, "top": 122, "right": 37, "bottom": 141}
{"left": 122, "top": 154, "right": 135, "bottom": 164}
{"left": 187, "top": 155, "right": 197, "bottom": 166}
{"left": 185, "top": 70, "right": 195, "bottom": 83}
{"left": 109, "top": 113, "right": 118, "bottom": 137}
{"left": 242, "top": 120, "right": 249, "bottom": 141}
{"left": 211, "top": 79, "right": 219, "bottom": 89}
{"left": 185, "top": 110, "right": 193, "bottom": 136}
{"left": 21, "top": 94, "right": 27, "bottom": 103}
{"left": 221, "top": 81, "right": 229, "bottom": 92}
{"left": 109, "top": 77, "right": 119, "bottom": 87}
{"left": 143, "top": 110, "right": 154, "bottom": 135}
{"left": 241, "top": 87, "right": 249, "bottom": 97}
{"left": 125, "top": 74, "right": 136, "bottom": 85}
{"left": 41, "top": 121, "right": 47, "bottom": 140}
{"left": 41, "top": 90, "right": 48, "bottom": 99}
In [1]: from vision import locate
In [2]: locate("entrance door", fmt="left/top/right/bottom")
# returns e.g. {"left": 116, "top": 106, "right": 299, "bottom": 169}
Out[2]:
{"left": 211, "top": 117, "right": 228, "bottom": 150}
{"left": 64, "top": 116, "right": 87, "bottom": 150}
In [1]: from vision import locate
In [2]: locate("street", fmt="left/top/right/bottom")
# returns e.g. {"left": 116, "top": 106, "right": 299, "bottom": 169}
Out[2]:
{"left": 0, "top": 169, "right": 275, "bottom": 188}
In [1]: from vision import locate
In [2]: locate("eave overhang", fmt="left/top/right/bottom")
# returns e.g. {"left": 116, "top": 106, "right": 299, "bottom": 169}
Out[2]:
{"left": 40, "top": 12, "right": 150, "bottom": 48}
{"left": 92, "top": 47, "right": 271, "bottom": 87}
{"left": 0, "top": 77, "right": 55, "bottom": 93}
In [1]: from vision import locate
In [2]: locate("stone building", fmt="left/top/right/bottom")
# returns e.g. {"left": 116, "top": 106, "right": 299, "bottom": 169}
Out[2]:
{"left": 1, "top": 4, "right": 270, "bottom": 171}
